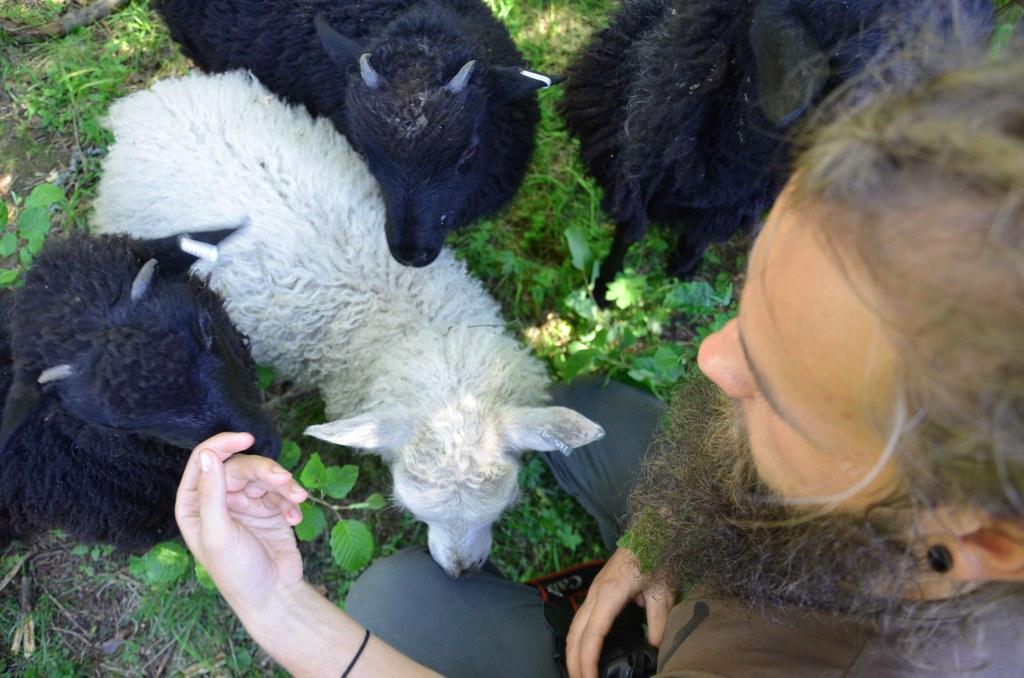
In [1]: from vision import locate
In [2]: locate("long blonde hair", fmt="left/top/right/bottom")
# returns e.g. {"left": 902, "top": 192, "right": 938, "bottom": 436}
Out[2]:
{"left": 793, "top": 46, "right": 1024, "bottom": 525}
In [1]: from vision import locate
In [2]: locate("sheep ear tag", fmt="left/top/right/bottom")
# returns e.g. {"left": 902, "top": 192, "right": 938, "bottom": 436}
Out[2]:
{"left": 314, "top": 15, "right": 363, "bottom": 68}
{"left": 749, "top": 14, "right": 828, "bottom": 127}
{"left": 133, "top": 219, "right": 248, "bottom": 275}
{"left": 489, "top": 66, "right": 564, "bottom": 101}
{"left": 503, "top": 406, "right": 605, "bottom": 456}
{"left": 0, "top": 366, "right": 70, "bottom": 454}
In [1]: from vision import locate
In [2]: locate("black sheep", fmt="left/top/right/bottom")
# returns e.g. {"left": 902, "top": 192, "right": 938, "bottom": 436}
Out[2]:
{"left": 0, "top": 230, "right": 280, "bottom": 549}
{"left": 561, "top": 0, "right": 993, "bottom": 303}
{"left": 155, "top": 0, "right": 558, "bottom": 267}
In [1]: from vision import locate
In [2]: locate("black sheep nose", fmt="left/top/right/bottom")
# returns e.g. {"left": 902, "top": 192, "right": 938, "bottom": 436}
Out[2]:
{"left": 255, "top": 434, "right": 282, "bottom": 460}
{"left": 392, "top": 246, "right": 437, "bottom": 268}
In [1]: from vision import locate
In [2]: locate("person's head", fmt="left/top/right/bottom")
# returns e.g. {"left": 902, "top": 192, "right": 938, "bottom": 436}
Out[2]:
{"left": 629, "top": 44, "right": 1024, "bottom": 642}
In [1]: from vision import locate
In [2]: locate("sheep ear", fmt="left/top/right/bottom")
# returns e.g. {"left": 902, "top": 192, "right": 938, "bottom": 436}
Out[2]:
{"left": 489, "top": 66, "right": 563, "bottom": 101}
{"left": 315, "top": 15, "right": 363, "bottom": 68}
{"left": 749, "top": 12, "right": 829, "bottom": 126}
{"left": 304, "top": 412, "right": 412, "bottom": 453}
{"left": 133, "top": 220, "right": 247, "bottom": 275}
{"left": 0, "top": 370, "right": 44, "bottom": 455}
{"left": 503, "top": 406, "right": 605, "bottom": 456}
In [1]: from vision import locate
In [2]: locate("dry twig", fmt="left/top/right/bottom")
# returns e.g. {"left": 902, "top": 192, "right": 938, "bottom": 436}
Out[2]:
{"left": 0, "top": 0, "right": 131, "bottom": 43}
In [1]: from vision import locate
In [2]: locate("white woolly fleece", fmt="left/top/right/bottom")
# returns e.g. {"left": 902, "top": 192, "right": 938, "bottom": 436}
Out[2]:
{"left": 93, "top": 71, "right": 548, "bottom": 416}
{"left": 92, "top": 71, "right": 604, "bottom": 576}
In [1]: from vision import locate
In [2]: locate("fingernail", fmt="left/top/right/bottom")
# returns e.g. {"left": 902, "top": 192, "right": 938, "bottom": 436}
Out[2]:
{"left": 291, "top": 482, "right": 303, "bottom": 494}
{"left": 199, "top": 451, "right": 212, "bottom": 473}
{"left": 271, "top": 465, "right": 290, "bottom": 475}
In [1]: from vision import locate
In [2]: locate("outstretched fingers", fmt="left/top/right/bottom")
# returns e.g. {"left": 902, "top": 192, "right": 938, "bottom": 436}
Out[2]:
{"left": 176, "top": 433, "right": 256, "bottom": 552}
{"left": 226, "top": 489, "right": 305, "bottom": 527}
{"left": 224, "top": 453, "right": 308, "bottom": 503}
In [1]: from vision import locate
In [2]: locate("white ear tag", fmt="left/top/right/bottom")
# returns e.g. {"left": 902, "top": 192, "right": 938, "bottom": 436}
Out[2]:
{"left": 540, "top": 430, "right": 573, "bottom": 456}
{"left": 38, "top": 364, "right": 74, "bottom": 384}
{"left": 179, "top": 236, "right": 220, "bottom": 263}
{"left": 520, "top": 70, "right": 553, "bottom": 88}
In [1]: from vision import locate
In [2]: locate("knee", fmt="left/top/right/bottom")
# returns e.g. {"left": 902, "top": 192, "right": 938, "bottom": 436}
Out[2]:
{"left": 347, "top": 546, "right": 438, "bottom": 623}
{"left": 349, "top": 545, "right": 435, "bottom": 594}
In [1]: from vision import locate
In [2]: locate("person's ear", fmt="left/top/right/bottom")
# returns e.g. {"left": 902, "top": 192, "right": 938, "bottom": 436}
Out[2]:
{"left": 923, "top": 509, "right": 1024, "bottom": 582}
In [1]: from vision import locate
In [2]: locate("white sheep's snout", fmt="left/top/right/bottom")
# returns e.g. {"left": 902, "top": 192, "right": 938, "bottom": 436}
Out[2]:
{"left": 427, "top": 523, "right": 494, "bottom": 578}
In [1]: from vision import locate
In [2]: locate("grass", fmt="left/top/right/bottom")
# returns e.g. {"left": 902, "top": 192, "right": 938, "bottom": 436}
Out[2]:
{"left": 0, "top": 0, "right": 832, "bottom": 673}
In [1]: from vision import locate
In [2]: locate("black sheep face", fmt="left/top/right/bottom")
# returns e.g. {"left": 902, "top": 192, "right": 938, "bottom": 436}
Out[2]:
{"left": 346, "top": 62, "right": 486, "bottom": 268}
{"left": 57, "top": 277, "right": 280, "bottom": 458}
{"left": 1, "top": 231, "right": 281, "bottom": 459}
{"left": 315, "top": 16, "right": 554, "bottom": 268}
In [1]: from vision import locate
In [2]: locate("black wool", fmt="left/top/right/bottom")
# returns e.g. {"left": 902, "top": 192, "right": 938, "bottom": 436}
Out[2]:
{"left": 0, "top": 230, "right": 280, "bottom": 549}
{"left": 560, "top": 0, "right": 993, "bottom": 303}
{"left": 156, "top": 0, "right": 557, "bottom": 268}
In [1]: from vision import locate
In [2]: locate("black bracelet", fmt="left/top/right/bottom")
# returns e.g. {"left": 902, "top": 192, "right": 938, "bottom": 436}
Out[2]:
{"left": 342, "top": 628, "right": 371, "bottom": 678}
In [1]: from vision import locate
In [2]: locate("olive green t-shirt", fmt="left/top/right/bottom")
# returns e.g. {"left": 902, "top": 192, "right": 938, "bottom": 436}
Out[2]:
{"left": 657, "top": 593, "right": 1022, "bottom": 677}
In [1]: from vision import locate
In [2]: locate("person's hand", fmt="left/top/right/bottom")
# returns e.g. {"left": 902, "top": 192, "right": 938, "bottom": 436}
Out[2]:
{"left": 566, "top": 546, "right": 674, "bottom": 678}
{"left": 175, "top": 432, "right": 309, "bottom": 611}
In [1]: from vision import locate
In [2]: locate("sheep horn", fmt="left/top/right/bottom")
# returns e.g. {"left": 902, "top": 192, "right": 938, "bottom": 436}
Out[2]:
{"left": 130, "top": 258, "right": 158, "bottom": 302}
{"left": 445, "top": 60, "right": 476, "bottom": 94}
{"left": 38, "top": 364, "right": 74, "bottom": 384}
{"left": 359, "top": 53, "right": 383, "bottom": 89}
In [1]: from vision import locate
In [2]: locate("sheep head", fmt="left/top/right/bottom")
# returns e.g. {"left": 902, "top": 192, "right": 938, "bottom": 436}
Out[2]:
{"left": 314, "top": 13, "right": 559, "bottom": 268}
{"left": 0, "top": 228, "right": 280, "bottom": 460}
{"left": 305, "top": 396, "right": 604, "bottom": 577}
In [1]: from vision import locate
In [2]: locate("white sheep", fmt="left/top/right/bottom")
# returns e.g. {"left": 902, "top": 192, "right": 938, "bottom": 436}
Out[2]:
{"left": 92, "top": 71, "right": 604, "bottom": 577}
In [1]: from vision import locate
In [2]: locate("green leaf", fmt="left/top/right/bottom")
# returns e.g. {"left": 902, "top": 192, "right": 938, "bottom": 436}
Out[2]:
{"left": 71, "top": 544, "right": 89, "bottom": 557}
{"left": 278, "top": 440, "right": 301, "bottom": 470}
{"left": 194, "top": 562, "right": 217, "bottom": 591}
{"left": 131, "top": 541, "right": 190, "bottom": 586}
{"left": 17, "top": 207, "right": 50, "bottom": 249}
{"left": 255, "top": 364, "right": 275, "bottom": 390}
{"left": 563, "top": 225, "right": 593, "bottom": 275}
{"left": 990, "top": 6, "right": 1023, "bottom": 58}
{"left": 0, "top": 268, "right": 20, "bottom": 287}
{"left": 605, "top": 273, "right": 646, "bottom": 310}
{"left": 562, "top": 348, "right": 598, "bottom": 381}
{"left": 19, "top": 248, "right": 33, "bottom": 268}
{"left": 563, "top": 289, "right": 598, "bottom": 323}
{"left": 0, "top": 203, "right": 7, "bottom": 228}
{"left": 294, "top": 502, "right": 326, "bottom": 542}
{"left": 24, "top": 183, "right": 63, "bottom": 209}
{"left": 322, "top": 464, "right": 358, "bottom": 500}
{"left": 628, "top": 344, "right": 684, "bottom": 388}
{"left": 664, "top": 281, "right": 732, "bottom": 311}
{"left": 558, "top": 525, "right": 583, "bottom": 551}
{"left": 299, "top": 452, "right": 327, "bottom": 490}
{"left": 363, "top": 493, "right": 388, "bottom": 510}
{"left": 330, "top": 519, "right": 374, "bottom": 572}
{"left": 0, "top": 233, "right": 17, "bottom": 258}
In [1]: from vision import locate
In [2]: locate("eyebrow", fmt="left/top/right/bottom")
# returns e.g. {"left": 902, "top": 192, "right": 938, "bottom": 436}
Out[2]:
{"left": 736, "top": 325, "right": 811, "bottom": 438}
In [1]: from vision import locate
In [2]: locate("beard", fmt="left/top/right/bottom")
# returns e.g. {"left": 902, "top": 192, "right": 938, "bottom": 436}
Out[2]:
{"left": 627, "top": 376, "right": 921, "bottom": 622}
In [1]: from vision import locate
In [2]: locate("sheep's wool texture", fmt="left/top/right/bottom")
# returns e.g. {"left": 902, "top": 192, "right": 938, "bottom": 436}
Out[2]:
{"left": 560, "top": 0, "right": 993, "bottom": 283}
{"left": 0, "top": 232, "right": 275, "bottom": 548}
{"left": 93, "top": 70, "right": 550, "bottom": 455}
{"left": 154, "top": 0, "right": 543, "bottom": 264}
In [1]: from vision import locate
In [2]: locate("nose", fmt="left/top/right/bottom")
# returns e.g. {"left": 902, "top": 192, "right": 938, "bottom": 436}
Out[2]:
{"left": 253, "top": 432, "right": 282, "bottom": 460}
{"left": 697, "top": 318, "right": 755, "bottom": 400}
{"left": 390, "top": 245, "right": 438, "bottom": 267}
{"left": 446, "top": 559, "right": 484, "bottom": 578}
{"left": 234, "top": 409, "right": 282, "bottom": 459}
